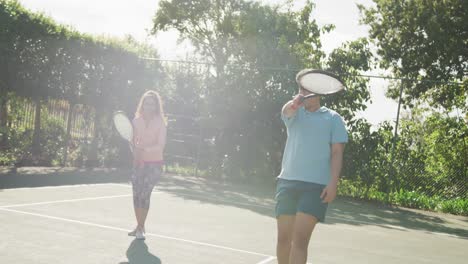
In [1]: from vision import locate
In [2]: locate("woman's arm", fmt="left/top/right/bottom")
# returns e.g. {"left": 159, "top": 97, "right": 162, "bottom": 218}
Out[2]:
{"left": 132, "top": 119, "right": 144, "bottom": 166}
{"left": 143, "top": 119, "right": 167, "bottom": 153}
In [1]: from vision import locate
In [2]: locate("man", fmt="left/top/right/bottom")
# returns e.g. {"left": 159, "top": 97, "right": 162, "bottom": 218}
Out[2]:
{"left": 276, "top": 70, "right": 348, "bottom": 264}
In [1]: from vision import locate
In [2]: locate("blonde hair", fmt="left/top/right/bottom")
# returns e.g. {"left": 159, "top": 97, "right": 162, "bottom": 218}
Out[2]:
{"left": 135, "top": 90, "right": 165, "bottom": 123}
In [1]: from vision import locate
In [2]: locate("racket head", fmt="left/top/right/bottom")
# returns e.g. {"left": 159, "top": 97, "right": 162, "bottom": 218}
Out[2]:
{"left": 113, "top": 111, "right": 133, "bottom": 142}
{"left": 296, "top": 69, "right": 346, "bottom": 96}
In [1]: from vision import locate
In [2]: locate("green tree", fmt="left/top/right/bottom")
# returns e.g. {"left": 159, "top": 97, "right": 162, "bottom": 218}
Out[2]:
{"left": 359, "top": 0, "right": 467, "bottom": 111}
{"left": 153, "top": 0, "right": 375, "bottom": 179}
{"left": 1, "top": 0, "right": 164, "bottom": 165}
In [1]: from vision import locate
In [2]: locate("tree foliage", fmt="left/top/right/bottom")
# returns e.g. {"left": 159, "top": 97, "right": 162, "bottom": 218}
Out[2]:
{"left": 359, "top": 0, "right": 467, "bottom": 111}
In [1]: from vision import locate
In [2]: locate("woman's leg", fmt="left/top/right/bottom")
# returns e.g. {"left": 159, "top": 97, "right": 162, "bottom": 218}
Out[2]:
{"left": 131, "top": 167, "right": 146, "bottom": 232}
{"left": 135, "top": 208, "right": 146, "bottom": 230}
{"left": 135, "top": 165, "right": 160, "bottom": 231}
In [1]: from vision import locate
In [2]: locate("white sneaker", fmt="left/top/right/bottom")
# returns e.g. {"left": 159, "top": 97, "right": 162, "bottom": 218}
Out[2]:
{"left": 135, "top": 228, "right": 145, "bottom": 240}
{"left": 128, "top": 229, "right": 137, "bottom": 237}
{"left": 128, "top": 227, "right": 145, "bottom": 237}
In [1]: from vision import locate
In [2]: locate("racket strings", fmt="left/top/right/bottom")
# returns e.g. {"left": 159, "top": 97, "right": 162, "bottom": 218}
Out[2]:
{"left": 297, "top": 69, "right": 345, "bottom": 95}
{"left": 113, "top": 114, "right": 133, "bottom": 142}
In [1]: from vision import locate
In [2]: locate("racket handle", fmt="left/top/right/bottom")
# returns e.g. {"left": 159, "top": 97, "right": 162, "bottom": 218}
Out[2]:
{"left": 291, "top": 94, "right": 304, "bottom": 109}
{"left": 301, "top": 94, "right": 319, "bottom": 102}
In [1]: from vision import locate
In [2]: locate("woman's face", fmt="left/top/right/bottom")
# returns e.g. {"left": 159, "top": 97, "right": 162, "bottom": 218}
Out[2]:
{"left": 142, "top": 97, "right": 157, "bottom": 114}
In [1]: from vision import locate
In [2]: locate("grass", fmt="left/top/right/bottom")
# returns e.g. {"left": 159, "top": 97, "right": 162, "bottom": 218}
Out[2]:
{"left": 338, "top": 179, "right": 468, "bottom": 216}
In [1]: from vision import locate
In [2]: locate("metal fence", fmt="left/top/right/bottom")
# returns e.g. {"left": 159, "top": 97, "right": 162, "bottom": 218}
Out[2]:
{"left": 4, "top": 96, "right": 467, "bottom": 200}
{"left": 8, "top": 97, "right": 94, "bottom": 139}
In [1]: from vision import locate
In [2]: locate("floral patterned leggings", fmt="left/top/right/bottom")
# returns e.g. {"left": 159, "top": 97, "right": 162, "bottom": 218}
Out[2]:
{"left": 131, "top": 164, "right": 163, "bottom": 209}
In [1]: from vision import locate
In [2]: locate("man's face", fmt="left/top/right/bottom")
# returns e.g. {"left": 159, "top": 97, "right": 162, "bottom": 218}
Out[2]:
{"left": 299, "top": 87, "right": 314, "bottom": 97}
{"left": 298, "top": 87, "right": 319, "bottom": 105}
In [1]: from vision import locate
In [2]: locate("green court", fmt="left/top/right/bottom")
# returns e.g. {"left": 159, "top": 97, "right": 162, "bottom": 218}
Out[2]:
{"left": 1, "top": 168, "right": 466, "bottom": 263}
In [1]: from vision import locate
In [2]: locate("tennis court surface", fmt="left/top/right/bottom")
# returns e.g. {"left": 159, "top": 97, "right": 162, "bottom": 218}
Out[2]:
{"left": 1, "top": 167, "right": 467, "bottom": 263}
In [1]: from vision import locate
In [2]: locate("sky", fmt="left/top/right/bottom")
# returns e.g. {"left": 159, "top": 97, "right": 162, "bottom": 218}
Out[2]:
{"left": 17, "top": 0, "right": 398, "bottom": 126}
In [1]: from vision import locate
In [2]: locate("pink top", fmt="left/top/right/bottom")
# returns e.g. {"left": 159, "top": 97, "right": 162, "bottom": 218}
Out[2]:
{"left": 132, "top": 116, "right": 167, "bottom": 162}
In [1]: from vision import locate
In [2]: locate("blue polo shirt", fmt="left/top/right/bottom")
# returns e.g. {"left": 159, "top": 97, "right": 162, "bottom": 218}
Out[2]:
{"left": 278, "top": 106, "right": 348, "bottom": 185}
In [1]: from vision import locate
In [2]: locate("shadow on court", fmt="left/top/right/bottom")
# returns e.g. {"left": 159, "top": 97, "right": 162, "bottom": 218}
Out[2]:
{"left": 155, "top": 174, "right": 468, "bottom": 239}
{"left": 119, "top": 239, "right": 162, "bottom": 264}
{"left": 1, "top": 166, "right": 467, "bottom": 239}
{"left": 0, "top": 167, "right": 129, "bottom": 189}
{"left": 327, "top": 199, "right": 468, "bottom": 237}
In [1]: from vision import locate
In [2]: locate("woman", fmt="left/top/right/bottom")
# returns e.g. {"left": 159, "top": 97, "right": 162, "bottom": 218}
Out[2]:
{"left": 128, "top": 90, "right": 167, "bottom": 240}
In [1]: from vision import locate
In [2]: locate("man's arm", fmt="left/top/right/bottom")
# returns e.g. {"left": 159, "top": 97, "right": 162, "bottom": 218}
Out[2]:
{"left": 330, "top": 143, "right": 345, "bottom": 186}
{"left": 282, "top": 94, "right": 303, "bottom": 118}
{"left": 321, "top": 143, "right": 345, "bottom": 203}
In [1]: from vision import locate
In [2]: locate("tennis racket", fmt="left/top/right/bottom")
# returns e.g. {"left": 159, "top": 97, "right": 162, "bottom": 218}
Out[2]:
{"left": 113, "top": 111, "right": 134, "bottom": 152}
{"left": 296, "top": 69, "right": 346, "bottom": 102}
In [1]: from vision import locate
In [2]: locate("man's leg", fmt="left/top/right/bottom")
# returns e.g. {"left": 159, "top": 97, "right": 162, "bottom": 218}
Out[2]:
{"left": 277, "top": 215, "right": 296, "bottom": 264}
{"left": 289, "top": 212, "right": 318, "bottom": 264}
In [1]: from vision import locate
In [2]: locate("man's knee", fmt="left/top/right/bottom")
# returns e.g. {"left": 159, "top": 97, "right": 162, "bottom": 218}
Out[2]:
{"left": 277, "top": 230, "right": 292, "bottom": 247}
{"left": 291, "top": 231, "right": 311, "bottom": 250}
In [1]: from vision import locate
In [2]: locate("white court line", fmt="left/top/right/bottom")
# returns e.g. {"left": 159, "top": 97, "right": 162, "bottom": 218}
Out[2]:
{"left": 256, "top": 256, "right": 276, "bottom": 264}
{"left": 255, "top": 256, "right": 311, "bottom": 264}
{"left": 0, "top": 183, "right": 117, "bottom": 190}
{"left": 110, "top": 183, "right": 464, "bottom": 238}
{"left": 111, "top": 184, "right": 387, "bottom": 222}
{"left": 0, "top": 194, "right": 135, "bottom": 208}
{"left": 3, "top": 183, "right": 465, "bottom": 240}
{"left": 0, "top": 207, "right": 273, "bottom": 259}
{"left": 111, "top": 183, "right": 467, "bottom": 239}
{"left": 111, "top": 183, "right": 274, "bottom": 209}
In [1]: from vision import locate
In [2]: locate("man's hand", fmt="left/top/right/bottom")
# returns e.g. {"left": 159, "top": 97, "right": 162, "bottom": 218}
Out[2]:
{"left": 282, "top": 94, "right": 304, "bottom": 118}
{"left": 290, "top": 94, "right": 304, "bottom": 110}
{"left": 323, "top": 143, "right": 345, "bottom": 203}
{"left": 320, "top": 183, "right": 338, "bottom": 203}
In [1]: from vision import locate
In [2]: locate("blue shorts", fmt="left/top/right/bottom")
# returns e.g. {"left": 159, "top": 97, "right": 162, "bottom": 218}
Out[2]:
{"left": 275, "top": 178, "right": 328, "bottom": 222}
